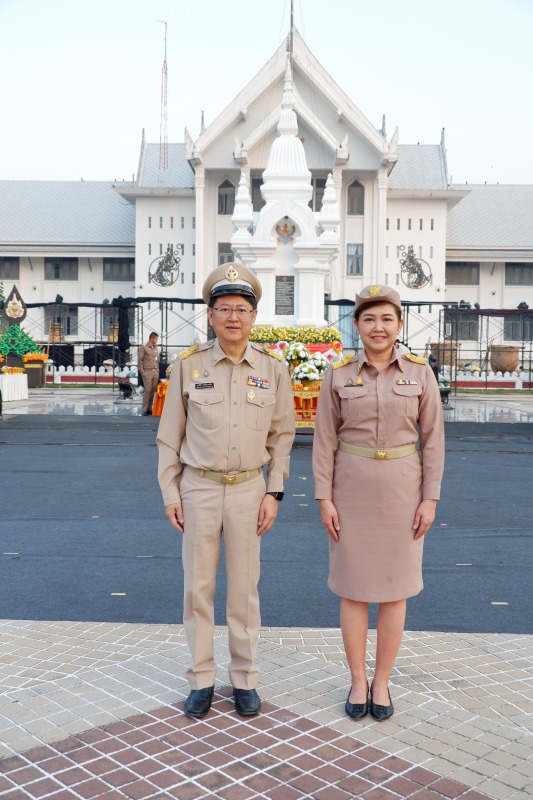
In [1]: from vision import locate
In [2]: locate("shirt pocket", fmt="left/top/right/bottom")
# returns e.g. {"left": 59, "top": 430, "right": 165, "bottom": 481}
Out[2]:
{"left": 245, "top": 392, "right": 276, "bottom": 431}
{"left": 338, "top": 386, "right": 369, "bottom": 420}
{"left": 188, "top": 391, "right": 224, "bottom": 429}
{"left": 392, "top": 384, "right": 423, "bottom": 417}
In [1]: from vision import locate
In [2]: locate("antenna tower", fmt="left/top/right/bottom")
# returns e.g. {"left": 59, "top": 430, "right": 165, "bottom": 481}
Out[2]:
{"left": 159, "top": 20, "right": 168, "bottom": 173}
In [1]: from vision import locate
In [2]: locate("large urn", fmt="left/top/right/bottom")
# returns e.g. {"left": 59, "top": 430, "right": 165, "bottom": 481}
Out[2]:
{"left": 489, "top": 345, "right": 519, "bottom": 374}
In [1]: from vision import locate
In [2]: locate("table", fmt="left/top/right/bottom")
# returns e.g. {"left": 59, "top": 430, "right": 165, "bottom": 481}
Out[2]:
{"left": 0, "top": 372, "right": 29, "bottom": 401}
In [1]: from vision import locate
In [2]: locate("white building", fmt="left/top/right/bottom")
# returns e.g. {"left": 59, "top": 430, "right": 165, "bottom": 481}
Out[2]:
{"left": 1, "top": 29, "right": 532, "bottom": 360}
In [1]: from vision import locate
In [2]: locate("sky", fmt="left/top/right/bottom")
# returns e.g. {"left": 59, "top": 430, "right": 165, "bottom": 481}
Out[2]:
{"left": 0, "top": 0, "right": 531, "bottom": 185}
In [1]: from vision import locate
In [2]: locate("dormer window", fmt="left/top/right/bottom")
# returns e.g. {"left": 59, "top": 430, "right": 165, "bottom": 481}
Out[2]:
{"left": 347, "top": 180, "right": 364, "bottom": 215}
{"left": 218, "top": 180, "right": 236, "bottom": 215}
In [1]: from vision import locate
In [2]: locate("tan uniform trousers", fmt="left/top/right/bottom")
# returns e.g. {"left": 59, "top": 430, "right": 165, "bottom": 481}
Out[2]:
{"left": 142, "top": 371, "right": 159, "bottom": 413}
{"left": 180, "top": 467, "right": 266, "bottom": 690}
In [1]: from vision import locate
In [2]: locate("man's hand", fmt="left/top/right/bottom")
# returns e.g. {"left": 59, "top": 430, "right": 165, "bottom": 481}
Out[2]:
{"left": 257, "top": 494, "right": 279, "bottom": 536}
{"left": 412, "top": 499, "right": 437, "bottom": 540}
{"left": 165, "top": 502, "right": 184, "bottom": 532}
{"left": 319, "top": 499, "right": 340, "bottom": 541}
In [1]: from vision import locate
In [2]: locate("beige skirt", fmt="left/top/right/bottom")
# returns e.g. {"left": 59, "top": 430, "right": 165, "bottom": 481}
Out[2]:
{"left": 329, "top": 448, "right": 424, "bottom": 602}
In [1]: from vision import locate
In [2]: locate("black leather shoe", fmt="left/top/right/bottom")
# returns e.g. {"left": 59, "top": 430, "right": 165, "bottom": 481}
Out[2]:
{"left": 184, "top": 686, "right": 214, "bottom": 718}
{"left": 141, "top": 411, "right": 149, "bottom": 416}
{"left": 345, "top": 683, "right": 369, "bottom": 720}
{"left": 233, "top": 688, "right": 261, "bottom": 716}
{"left": 370, "top": 684, "right": 394, "bottom": 721}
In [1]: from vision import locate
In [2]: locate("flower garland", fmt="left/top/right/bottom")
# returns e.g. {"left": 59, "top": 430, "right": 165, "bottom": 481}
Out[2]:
{"left": 22, "top": 352, "right": 48, "bottom": 362}
{"left": 249, "top": 325, "right": 341, "bottom": 344}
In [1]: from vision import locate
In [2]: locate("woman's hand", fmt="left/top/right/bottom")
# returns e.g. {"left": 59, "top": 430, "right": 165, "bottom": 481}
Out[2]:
{"left": 412, "top": 499, "right": 437, "bottom": 540}
{"left": 319, "top": 499, "right": 341, "bottom": 542}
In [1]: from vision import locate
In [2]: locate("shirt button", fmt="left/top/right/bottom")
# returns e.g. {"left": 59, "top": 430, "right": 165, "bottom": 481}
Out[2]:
{"left": 380, "top": 415, "right": 385, "bottom": 419}
{"left": 233, "top": 402, "right": 237, "bottom": 405}
{"left": 232, "top": 446, "right": 236, "bottom": 450}
{"left": 233, "top": 380, "right": 237, "bottom": 384}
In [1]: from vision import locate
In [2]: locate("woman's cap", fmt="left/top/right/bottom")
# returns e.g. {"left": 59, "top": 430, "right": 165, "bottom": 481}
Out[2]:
{"left": 355, "top": 285, "right": 401, "bottom": 313}
{"left": 202, "top": 262, "right": 262, "bottom": 306}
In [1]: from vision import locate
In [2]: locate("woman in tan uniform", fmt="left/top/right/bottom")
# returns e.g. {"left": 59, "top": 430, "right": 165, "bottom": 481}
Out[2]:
{"left": 313, "top": 285, "right": 444, "bottom": 721}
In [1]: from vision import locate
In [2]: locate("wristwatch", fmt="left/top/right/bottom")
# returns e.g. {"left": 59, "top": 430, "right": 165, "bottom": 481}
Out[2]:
{"left": 267, "top": 492, "right": 284, "bottom": 502}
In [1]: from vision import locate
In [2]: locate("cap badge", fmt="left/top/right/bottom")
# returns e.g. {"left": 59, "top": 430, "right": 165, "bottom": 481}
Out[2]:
{"left": 368, "top": 286, "right": 381, "bottom": 296}
{"left": 225, "top": 265, "right": 239, "bottom": 282}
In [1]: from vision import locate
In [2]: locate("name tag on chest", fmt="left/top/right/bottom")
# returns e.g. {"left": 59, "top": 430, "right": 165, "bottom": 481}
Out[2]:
{"left": 195, "top": 383, "right": 215, "bottom": 389}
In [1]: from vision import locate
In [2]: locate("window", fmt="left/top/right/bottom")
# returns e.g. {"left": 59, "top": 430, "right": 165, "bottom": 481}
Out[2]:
{"left": 347, "top": 180, "right": 364, "bottom": 216}
{"left": 181, "top": 273, "right": 184, "bottom": 284}
{"left": 504, "top": 317, "right": 533, "bottom": 341}
{"left": 102, "top": 307, "right": 136, "bottom": 338}
{"left": 330, "top": 304, "right": 360, "bottom": 349}
{"left": 181, "top": 217, "right": 184, "bottom": 228}
{"left": 385, "top": 246, "right": 389, "bottom": 258}
{"left": 397, "top": 219, "right": 400, "bottom": 230}
{"left": 218, "top": 242, "right": 234, "bottom": 265}
{"left": 386, "top": 218, "right": 389, "bottom": 230}
{"left": 218, "top": 180, "right": 235, "bottom": 215}
{"left": 0, "top": 257, "right": 19, "bottom": 280}
{"left": 159, "top": 217, "right": 163, "bottom": 228}
{"left": 445, "top": 311, "right": 479, "bottom": 341}
{"left": 192, "top": 273, "right": 195, "bottom": 284}
{"left": 430, "top": 247, "right": 434, "bottom": 258}
{"left": 192, "top": 244, "right": 196, "bottom": 256}
{"left": 103, "top": 258, "right": 135, "bottom": 282}
{"left": 408, "top": 219, "right": 412, "bottom": 230}
{"left": 148, "top": 217, "right": 151, "bottom": 228}
{"left": 419, "top": 219, "right": 423, "bottom": 230}
{"left": 431, "top": 218, "right": 434, "bottom": 230}
{"left": 159, "top": 244, "right": 163, "bottom": 255}
{"left": 180, "top": 302, "right": 184, "bottom": 311}
{"left": 44, "top": 305, "right": 78, "bottom": 335}
{"left": 44, "top": 258, "right": 78, "bottom": 281}
{"left": 346, "top": 244, "right": 364, "bottom": 276}
{"left": 252, "top": 177, "right": 265, "bottom": 211}
{"left": 148, "top": 244, "right": 151, "bottom": 255}
{"left": 309, "top": 177, "right": 327, "bottom": 212}
{"left": 445, "top": 262, "right": 480, "bottom": 285}
{"left": 505, "top": 263, "right": 533, "bottom": 285}
{"left": 170, "top": 217, "right": 174, "bottom": 229}
{"left": 192, "top": 216, "right": 196, "bottom": 229}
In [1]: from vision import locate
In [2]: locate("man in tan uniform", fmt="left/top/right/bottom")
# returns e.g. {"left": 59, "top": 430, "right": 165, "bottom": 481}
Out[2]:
{"left": 157, "top": 263, "right": 294, "bottom": 718}
{"left": 139, "top": 332, "right": 160, "bottom": 415}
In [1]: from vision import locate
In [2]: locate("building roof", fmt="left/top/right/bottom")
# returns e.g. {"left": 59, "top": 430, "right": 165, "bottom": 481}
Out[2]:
{"left": 0, "top": 181, "right": 135, "bottom": 247}
{"left": 447, "top": 184, "right": 533, "bottom": 249}
{"left": 389, "top": 145, "right": 448, "bottom": 190}
{"left": 137, "top": 143, "right": 195, "bottom": 188}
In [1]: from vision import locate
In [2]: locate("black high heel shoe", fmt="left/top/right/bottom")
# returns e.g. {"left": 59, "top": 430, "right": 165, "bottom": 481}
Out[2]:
{"left": 345, "top": 682, "right": 369, "bottom": 720}
{"left": 370, "top": 683, "right": 394, "bottom": 721}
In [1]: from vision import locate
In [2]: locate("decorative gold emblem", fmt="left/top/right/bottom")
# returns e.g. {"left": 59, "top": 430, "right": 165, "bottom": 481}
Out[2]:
{"left": 193, "top": 369, "right": 200, "bottom": 379}
{"left": 247, "top": 390, "right": 255, "bottom": 400}
{"left": 355, "top": 376, "right": 364, "bottom": 385}
{"left": 225, "top": 265, "right": 239, "bottom": 282}
{"left": 368, "top": 286, "right": 381, "bottom": 296}
{"left": 375, "top": 450, "right": 388, "bottom": 459}
{"left": 6, "top": 298, "right": 24, "bottom": 318}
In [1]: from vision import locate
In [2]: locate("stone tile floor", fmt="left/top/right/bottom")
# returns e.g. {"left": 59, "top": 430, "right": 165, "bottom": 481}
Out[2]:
{"left": 0, "top": 622, "right": 531, "bottom": 799}
{"left": 3, "top": 387, "right": 533, "bottom": 423}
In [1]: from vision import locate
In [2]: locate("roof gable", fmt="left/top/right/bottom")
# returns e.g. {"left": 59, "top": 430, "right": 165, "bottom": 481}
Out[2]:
{"left": 448, "top": 184, "right": 533, "bottom": 248}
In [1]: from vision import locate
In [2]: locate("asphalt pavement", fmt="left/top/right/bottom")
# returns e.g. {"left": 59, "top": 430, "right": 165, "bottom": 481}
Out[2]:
{"left": 1, "top": 414, "right": 531, "bottom": 634}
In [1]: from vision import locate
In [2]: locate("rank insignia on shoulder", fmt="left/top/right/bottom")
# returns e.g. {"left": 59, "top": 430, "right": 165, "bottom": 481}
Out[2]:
{"left": 397, "top": 379, "right": 419, "bottom": 385}
{"left": 248, "top": 375, "right": 270, "bottom": 389}
{"left": 404, "top": 352, "right": 426, "bottom": 365}
{"left": 179, "top": 342, "right": 199, "bottom": 360}
{"left": 333, "top": 355, "right": 352, "bottom": 369}
{"left": 262, "top": 344, "right": 283, "bottom": 361}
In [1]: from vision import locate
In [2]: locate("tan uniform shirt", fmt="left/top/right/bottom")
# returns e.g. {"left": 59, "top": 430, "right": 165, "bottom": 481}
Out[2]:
{"left": 313, "top": 349, "right": 445, "bottom": 501}
{"left": 157, "top": 339, "right": 295, "bottom": 506}
{"left": 139, "top": 343, "right": 159, "bottom": 374}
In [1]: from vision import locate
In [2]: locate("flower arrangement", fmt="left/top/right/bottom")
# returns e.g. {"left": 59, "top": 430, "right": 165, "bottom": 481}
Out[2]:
{"left": 292, "top": 361, "right": 322, "bottom": 381}
{"left": 22, "top": 352, "right": 48, "bottom": 362}
{"left": 308, "top": 351, "right": 330, "bottom": 374}
{"left": 250, "top": 325, "right": 341, "bottom": 344}
{"left": 1, "top": 366, "right": 25, "bottom": 374}
{"left": 283, "top": 341, "right": 309, "bottom": 364}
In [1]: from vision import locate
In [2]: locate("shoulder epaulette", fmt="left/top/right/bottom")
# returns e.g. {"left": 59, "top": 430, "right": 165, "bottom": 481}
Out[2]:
{"left": 178, "top": 342, "right": 199, "bottom": 360}
{"left": 332, "top": 354, "right": 354, "bottom": 369}
{"left": 404, "top": 352, "right": 426, "bottom": 365}
{"left": 256, "top": 343, "right": 283, "bottom": 361}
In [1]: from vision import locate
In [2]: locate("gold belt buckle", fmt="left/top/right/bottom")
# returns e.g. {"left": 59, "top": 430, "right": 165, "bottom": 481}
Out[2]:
{"left": 222, "top": 472, "right": 238, "bottom": 484}
{"left": 375, "top": 450, "right": 388, "bottom": 459}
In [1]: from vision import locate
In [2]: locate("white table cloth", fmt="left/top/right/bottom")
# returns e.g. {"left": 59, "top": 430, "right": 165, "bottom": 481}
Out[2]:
{"left": 0, "top": 373, "right": 29, "bottom": 401}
